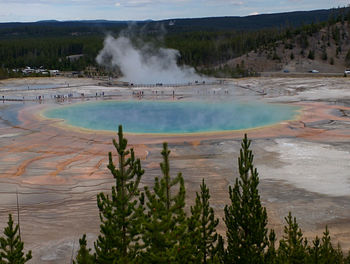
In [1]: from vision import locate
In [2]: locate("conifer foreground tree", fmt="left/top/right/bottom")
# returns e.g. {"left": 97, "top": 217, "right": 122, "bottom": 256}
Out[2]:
{"left": 141, "top": 142, "right": 195, "bottom": 263}
{"left": 265, "top": 229, "right": 277, "bottom": 264}
{"left": 277, "top": 212, "right": 308, "bottom": 264}
{"left": 308, "top": 235, "right": 321, "bottom": 264}
{"left": 0, "top": 214, "right": 32, "bottom": 264}
{"left": 94, "top": 125, "right": 145, "bottom": 263}
{"left": 72, "top": 128, "right": 350, "bottom": 263}
{"left": 73, "top": 234, "right": 94, "bottom": 264}
{"left": 224, "top": 134, "right": 269, "bottom": 264}
{"left": 189, "top": 179, "right": 220, "bottom": 264}
{"left": 317, "top": 226, "right": 343, "bottom": 263}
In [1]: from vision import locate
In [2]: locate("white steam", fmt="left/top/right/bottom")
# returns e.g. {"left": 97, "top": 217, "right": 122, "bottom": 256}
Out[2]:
{"left": 96, "top": 35, "right": 204, "bottom": 84}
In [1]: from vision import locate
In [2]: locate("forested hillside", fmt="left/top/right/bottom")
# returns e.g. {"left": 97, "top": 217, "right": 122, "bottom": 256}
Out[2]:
{"left": 0, "top": 7, "right": 349, "bottom": 79}
{"left": 225, "top": 17, "right": 350, "bottom": 74}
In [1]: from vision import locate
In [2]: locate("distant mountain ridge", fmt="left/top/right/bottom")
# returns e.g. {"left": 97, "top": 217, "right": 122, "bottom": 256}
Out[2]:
{"left": 0, "top": 8, "right": 345, "bottom": 34}
{"left": 161, "top": 9, "right": 337, "bottom": 31}
{"left": 0, "top": 6, "right": 349, "bottom": 78}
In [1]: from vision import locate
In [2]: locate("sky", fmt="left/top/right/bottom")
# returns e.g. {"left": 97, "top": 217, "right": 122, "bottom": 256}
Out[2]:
{"left": 0, "top": 0, "right": 348, "bottom": 22}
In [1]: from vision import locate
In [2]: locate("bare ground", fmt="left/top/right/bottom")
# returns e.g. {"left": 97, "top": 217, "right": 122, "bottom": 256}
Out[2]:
{"left": 0, "top": 77, "right": 350, "bottom": 262}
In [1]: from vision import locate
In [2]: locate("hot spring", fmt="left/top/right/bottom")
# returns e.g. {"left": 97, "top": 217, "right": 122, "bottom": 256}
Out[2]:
{"left": 44, "top": 100, "right": 299, "bottom": 134}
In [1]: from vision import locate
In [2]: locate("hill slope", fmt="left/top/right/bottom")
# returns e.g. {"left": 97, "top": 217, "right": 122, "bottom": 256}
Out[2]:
{"left": 224, "top": 21, "right": 350, "bottom": 74}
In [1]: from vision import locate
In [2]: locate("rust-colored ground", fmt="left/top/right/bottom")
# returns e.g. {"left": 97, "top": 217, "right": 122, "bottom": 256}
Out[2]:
{"left": 0, "top": 77, "right": 350, "bottom": 262}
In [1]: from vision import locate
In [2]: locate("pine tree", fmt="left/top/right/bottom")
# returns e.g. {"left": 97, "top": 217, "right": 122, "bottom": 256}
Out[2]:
{"left": 308, "top": 236, "right": 321, "bottom": 263}
{"left": 265, "top": 230, "right": 278, "bottom": 264}
{"left": 290, "top": 52, "right": 295, "bottom": 60}
{"left": 189, "top": 179, "right": 219, "bottom": 263}
{"left": 322, "top": 51, "right": 328, "bottom": 61}
{"left": 0, "top": 214, "right": 32, "bottom": 264}
{"left": 319, "top": 226, "right": 343, "bottom": 263}
{"left": 94, "top": 125, "right": 145, "bottom": 263}
{"left": 224, "top": 134, "right": 268, "bottom": 264}
{"left": 308, "top": 50, "right": 315, "bottom": 60}
{"left": 73, "top": 234, "right": 94, "bottom": 264}
{"left": 142, "top": 142, "right": 193, "bottom": 263}
{"left": 345, "top": 252, "right": 350, "bottom": 264}
{"left": 216, "top": 235, "right": 226, "bottom": 264}
{"left": 277, "top": 212, "right": 308, "bottom": 264}
{"left": 307, "top": 226, "right": 344, "bottom": 264}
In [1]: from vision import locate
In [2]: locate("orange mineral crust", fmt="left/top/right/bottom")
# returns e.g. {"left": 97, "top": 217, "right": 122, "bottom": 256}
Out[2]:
{"left": 0, "top": 77, "right": 350, "bottom": 263}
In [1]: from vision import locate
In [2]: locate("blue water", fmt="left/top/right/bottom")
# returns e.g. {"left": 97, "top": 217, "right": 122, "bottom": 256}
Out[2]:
{"left": 0, "top": 104, "right": 24, "bottom": 126}
{"left": 2, "top": 84, "right": 63, "bottom": 91}
{"left": 44, "top": 100, "right": 299, "bottom": 134}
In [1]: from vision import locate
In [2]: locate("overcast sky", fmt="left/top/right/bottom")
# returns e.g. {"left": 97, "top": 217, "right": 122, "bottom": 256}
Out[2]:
{"left": 0, "top": 0, "right": 348, "bottom": 22}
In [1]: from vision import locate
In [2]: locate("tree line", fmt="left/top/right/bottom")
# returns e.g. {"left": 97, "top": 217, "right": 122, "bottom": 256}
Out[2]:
{"left": 0, "top": 6, "right": 349, "bottom": 79}
{"left": 0, "top": 36, "right": 103, "bottom": 71}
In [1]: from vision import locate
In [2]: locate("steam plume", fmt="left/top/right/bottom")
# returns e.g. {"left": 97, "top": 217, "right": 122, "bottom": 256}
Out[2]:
{"left": 96, "top": 35, "right": 204, "bottom": 84}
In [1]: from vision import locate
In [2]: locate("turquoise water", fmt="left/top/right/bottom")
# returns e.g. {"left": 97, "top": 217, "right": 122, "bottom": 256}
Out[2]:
{"left": 44, "top": 100, "right": 299, "bottom": 134}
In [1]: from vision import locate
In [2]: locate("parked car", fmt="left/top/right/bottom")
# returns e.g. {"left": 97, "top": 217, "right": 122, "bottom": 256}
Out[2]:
{"left": 344, "top": 69, "right": 350, "bottom": 74}
{"left": 309, "top": 69, "right": 319, "bottom": 73}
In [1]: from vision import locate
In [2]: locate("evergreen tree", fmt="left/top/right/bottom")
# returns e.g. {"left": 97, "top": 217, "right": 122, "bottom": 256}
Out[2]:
{"left": 216, "top": 235, "right": 226, "bottom": 264}
{"left": 73, "top": 234, "right": 94, "bottom": 264}
{"left": 265, "top": 230, "right": 278, "bottom": 264}
{"left": 190, "top": 179, "right": 219, "bottom": 263}
{"left": 94, "top": 125, "right": 145, "bottom": 263}
{"left": 290, "top": 52, "right": 295, "bottom": 60}
{"left": 344, "top": 250, "right": 350, "bottom": 264}
{"left": 277, "top": 212, "right": 308, "bottom": 264}
{"left": 345, "top": 48, "right": 350, "bottom": 67}
{"left": 0, "top": 214, "right": 32, "bottom": 264}
{"left": 224, "top": 134, "right": 268, "bottom": 264}
{"left": 142, "top": 142, "right": 194, "bottom": 263}
{"left": 308, "top": 236, "right": 321, "bottom": 264}
{"left": 308, "top": 50, "right": 315, "bottom": 60}
{"left": 318, "top": 226, "right": 343, "bottom": 263}
{"left": 322, "top": 51, "right": 328, "bottom": 61}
